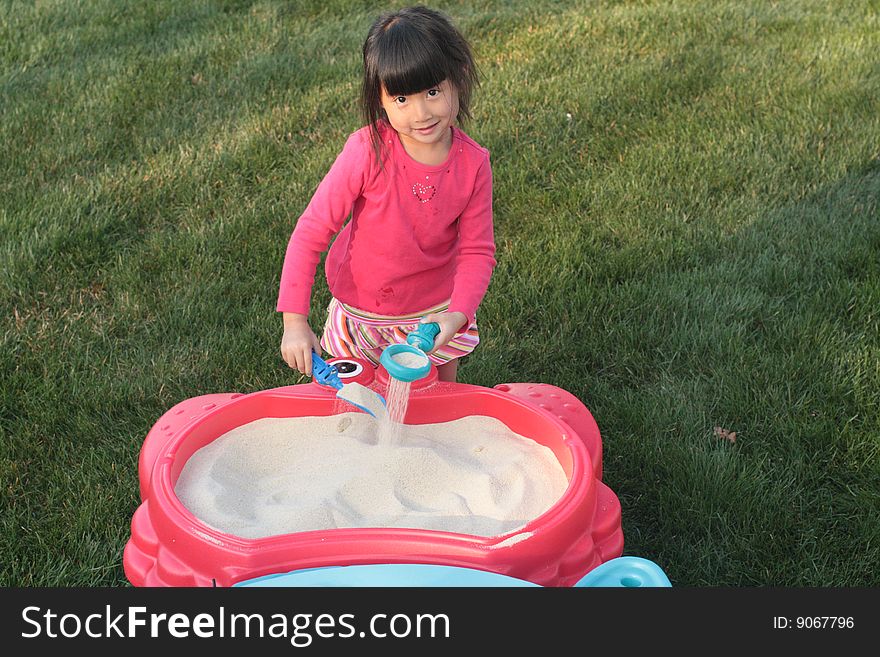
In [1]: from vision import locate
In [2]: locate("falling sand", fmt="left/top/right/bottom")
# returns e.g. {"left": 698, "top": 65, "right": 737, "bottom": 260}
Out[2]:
{"left": 175, "top": 413, "right": 568, "bottom": 539}
{"left": 376, "top": 377, "right": 410, "bottom": 446}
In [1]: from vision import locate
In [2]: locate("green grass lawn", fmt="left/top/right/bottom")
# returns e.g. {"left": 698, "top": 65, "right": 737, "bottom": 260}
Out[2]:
{"left": 1, "top": 0, "right": 878, "bottom": 586}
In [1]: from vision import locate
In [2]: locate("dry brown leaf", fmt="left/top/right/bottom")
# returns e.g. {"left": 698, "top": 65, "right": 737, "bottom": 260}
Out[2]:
{"left": 713, "top": 426, "right": 737, "bottom": 443}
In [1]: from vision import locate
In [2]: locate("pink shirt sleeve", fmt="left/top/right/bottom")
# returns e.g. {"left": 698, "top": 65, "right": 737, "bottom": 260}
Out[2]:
{"left": 448, "top": 155, "right": 496, "bottom": 325}
{"left": 276, "top": 132, "right": 370, "bottom": 314}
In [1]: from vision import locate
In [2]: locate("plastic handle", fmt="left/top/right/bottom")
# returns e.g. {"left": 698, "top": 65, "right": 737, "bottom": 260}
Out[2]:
{"left": 406, "top": 322, "right": 441, "bottom": 352}
{"left": 311, "top": 352, "right": 342, "bottom": 390}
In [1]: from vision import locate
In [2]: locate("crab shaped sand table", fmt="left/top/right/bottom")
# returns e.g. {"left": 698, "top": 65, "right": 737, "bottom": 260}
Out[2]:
{"left": 124, "top": 357, "right": 623, "bottom": 587}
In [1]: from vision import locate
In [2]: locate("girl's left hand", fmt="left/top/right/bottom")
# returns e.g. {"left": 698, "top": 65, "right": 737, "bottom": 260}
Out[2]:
{"left": 420, "top": 311, "right": 468, "bottom": 353}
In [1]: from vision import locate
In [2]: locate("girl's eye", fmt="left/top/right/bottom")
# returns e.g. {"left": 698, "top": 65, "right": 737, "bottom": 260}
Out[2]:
{"left": 427, "top": 88, "right": 440, "bottom": 97}
{"left": 395, "top": 96, "right": 407, "bottom": 104}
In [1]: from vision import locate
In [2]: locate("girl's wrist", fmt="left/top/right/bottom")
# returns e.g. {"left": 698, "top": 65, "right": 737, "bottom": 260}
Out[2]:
{"left": 283, "top": 312, "right": 310, "bottom": 328}
{"left": 446, "top": 311, "right": 467, "bottom": 330}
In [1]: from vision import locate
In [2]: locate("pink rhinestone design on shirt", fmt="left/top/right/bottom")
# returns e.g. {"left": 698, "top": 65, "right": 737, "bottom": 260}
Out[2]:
{"left": 412, "top": 181, "right": 436, "bottom": 203}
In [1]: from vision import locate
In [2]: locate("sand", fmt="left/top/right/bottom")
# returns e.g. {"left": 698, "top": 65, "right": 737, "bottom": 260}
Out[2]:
{"left": 391, "top": 351, "right": 429, "bottom": 368}
{"left": 175, "top": 413, "right": 568, "bottom": 539}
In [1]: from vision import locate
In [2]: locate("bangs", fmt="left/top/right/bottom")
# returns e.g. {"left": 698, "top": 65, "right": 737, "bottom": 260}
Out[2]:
{"left": 361, "top": 6, "right": 479, "bottom": 165}
{"left": 376, "top": 28, "right": 449, "bottom": 97}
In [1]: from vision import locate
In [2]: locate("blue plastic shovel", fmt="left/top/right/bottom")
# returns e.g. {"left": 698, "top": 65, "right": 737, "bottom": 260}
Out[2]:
{"left": 311, "top": 352, "right": 386, "bottom": 418}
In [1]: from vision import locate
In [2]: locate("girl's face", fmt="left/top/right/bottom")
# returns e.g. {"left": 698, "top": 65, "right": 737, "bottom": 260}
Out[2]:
{"left": 380, "top": 79, "right": 459, "bottom": 152}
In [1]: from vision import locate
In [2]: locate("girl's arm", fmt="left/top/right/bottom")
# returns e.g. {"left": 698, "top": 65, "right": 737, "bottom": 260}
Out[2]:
{"left": 277, "top": 131, "right": 371, "bottom": 374}
{"left": 277, "top": 131, "right": 371, "bottom": 316}
{"left": 425, "top": 155, "right": 495, "bottom": 351}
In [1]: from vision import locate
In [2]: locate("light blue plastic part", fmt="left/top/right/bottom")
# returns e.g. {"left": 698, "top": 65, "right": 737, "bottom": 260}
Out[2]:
{"left": 379, "top": 344, "right": 431, "bottom": 382}
{"left": 572, "top": 557, "right": 672, "bottom": 587}
{"left": 234, "top": 558, "right": 671, "bottom": 588}
{"left": 406, "top": 322, "right": 440, "bottom": 352}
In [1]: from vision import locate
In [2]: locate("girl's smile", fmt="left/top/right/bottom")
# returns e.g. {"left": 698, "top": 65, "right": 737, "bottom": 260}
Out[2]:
{"left": 380, "top": 80, "right": 459, "bottom": 163}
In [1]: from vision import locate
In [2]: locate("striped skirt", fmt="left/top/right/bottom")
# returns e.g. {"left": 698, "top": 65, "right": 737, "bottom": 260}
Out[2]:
{"left": 320, "top": 297, "right": 479, "bottom": 366}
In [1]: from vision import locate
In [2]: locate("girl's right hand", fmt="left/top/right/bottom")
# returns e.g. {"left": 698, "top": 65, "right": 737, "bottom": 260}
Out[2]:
{"left": 280, "top": 312, "right": 322, "bottom": 376}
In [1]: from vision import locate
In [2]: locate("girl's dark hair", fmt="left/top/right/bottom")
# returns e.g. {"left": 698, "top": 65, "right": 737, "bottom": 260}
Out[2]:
{"left": 361, "top": 5, "right": 479, "bottom": 162}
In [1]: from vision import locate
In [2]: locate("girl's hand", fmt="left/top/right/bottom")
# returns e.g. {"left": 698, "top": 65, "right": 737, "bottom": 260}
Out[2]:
{"left": 420, "top": 311, "right": 468, "bottom": 353}
{"left": 280, "top": 312, "right": 322, "bottom": 376}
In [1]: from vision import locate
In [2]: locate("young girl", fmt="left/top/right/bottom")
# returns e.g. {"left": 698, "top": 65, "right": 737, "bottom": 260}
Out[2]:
{"left": 278, "top": 5, "right": 495, "bottom": 383}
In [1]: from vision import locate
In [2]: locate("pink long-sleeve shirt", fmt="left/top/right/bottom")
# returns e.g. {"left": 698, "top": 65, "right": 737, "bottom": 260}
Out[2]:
{"left": 277, "top": 122, "right": 496, "bottom": 325}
